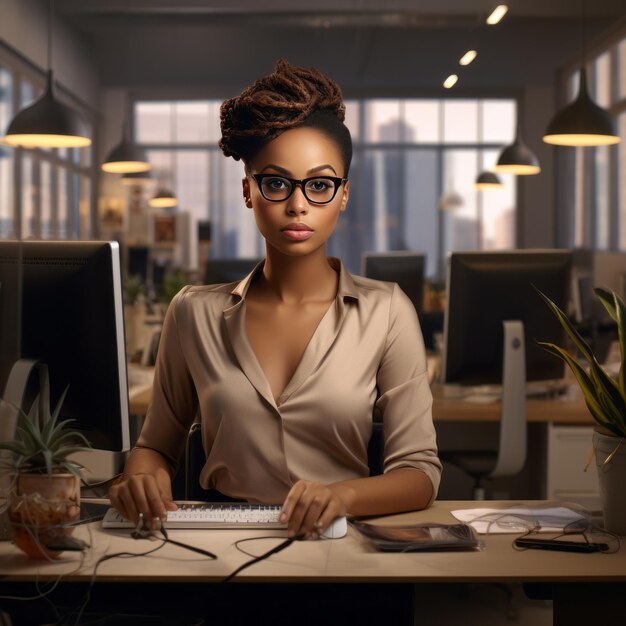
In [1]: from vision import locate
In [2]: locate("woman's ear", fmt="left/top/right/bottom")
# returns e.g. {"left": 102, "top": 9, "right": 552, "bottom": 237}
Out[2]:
{"left": 339, "top": 180, "right": 350, "bottom": 212}
{"left": 242, "top": 177, "right": 253, "bottom": 208}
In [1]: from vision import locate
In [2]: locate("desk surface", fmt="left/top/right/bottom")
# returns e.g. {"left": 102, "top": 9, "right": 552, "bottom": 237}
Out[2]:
{"left": 128, "top": 368, "right": 594, "bottom": 427}
{"left": 1, "top": 501, "right": 623, "bottom": 584}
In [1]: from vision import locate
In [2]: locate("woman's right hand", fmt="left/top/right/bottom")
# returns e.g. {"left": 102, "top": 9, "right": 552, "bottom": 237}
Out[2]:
{"left": 108, "top": 454, "right": 178, "bottom": 527}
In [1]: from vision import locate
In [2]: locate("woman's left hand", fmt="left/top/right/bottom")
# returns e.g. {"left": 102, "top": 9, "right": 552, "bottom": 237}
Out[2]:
{"left": 279, "top": 480, "right": 349, "bottom": 540}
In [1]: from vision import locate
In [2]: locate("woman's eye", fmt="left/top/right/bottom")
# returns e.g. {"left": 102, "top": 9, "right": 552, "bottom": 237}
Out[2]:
{"left": 307, "top": 179, "right": 331, "bottom": 192}
{"left": 266, "top": 177, "right": 288, "bottom": 190}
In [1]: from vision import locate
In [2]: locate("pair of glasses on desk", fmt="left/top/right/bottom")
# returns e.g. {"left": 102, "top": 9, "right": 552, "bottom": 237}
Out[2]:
{"left": 512, "top": 519, "right": 620, "bottom": 554}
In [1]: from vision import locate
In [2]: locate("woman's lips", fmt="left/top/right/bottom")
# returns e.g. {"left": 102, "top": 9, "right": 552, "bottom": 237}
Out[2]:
{"left": 281, "top": 223, "right": 314, "bottom": 241}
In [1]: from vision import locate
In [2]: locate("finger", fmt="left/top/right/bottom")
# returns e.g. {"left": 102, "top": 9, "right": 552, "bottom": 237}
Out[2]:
{"left": 128, "top": 476, "right": 159, "bottom": 523}
{"left": 298, "top": 492, "right": 330, "bottom": 537}
{"left": 117, "top": 487, "right": 139, "bottom": 524}
{"left": 287, "top": 485, "right": 320, "bottom": 537}
{"left": 108, "top": 484, "right": 128, "bottom": 520}
{"left": 314, "top": 500, "right": 343, "bottom": 538}
{"left": 280, "top": 481, "right": 308, "bottom": 524}
{"left": 144, "top": 479, "right": 170, "bottom": 522}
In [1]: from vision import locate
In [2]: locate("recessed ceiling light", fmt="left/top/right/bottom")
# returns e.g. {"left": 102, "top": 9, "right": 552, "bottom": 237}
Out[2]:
{"left": 443, "top": 74, "right": 458, "bottom": 89}
{"left": 459, "top": 50, "right": 477, "bottom": 66}
{"left": 486, "top": 5, "right": 508, "bottom": 25}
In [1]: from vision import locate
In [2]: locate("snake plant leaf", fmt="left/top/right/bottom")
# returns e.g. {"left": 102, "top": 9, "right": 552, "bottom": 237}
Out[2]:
{"left": 594, "top": 287, "right": 618, "bottom": 322}
{"left": 50, "top": 385, "right": 69, "bottom": 423}
{"left": 43, "top": 449, "right": 53, "bottom": 477}
{"left": 611, "top": 291, "right": 626, "bottom": 397}
{"left": 537, "top": 341, "right": 622, "bottom": 435}
{"left": 535, "top": 288, "right": 597, "bottom": 364}
{"left": 536, "top": 286, "right": 626, "bottom": 425}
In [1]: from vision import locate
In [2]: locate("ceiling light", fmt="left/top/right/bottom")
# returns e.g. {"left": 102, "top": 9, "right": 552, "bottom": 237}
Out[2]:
{"left": 486, "top": 5, "right": 508, "bottom": 25}
{"left": 494, "top": 118, "right": 541, "bottom": 175}
{"left": 149, "top": 188, "right": 178, "bottom": 208}
{"left": 459, "top": 50, "right": 477, "bottom": 66}
{"left": 120, "top": 171, "right": 153, "bottom": 186}
{"left": 474, "top": 171, "right": 503, "bottom": 190}
{"left": 443, "top": 74, "right": 458, "bottom": 89}
{"left": 543, "top": 66, "right": 620, "bottom": 147}
{"left": 439, "top": 190, "right": 464, "bottom": 210}
{"left": 2, "top": 1, "right": 90, "bottom": 149}
{"left": 102, "top": 122, "right": 151, "bottom": 173}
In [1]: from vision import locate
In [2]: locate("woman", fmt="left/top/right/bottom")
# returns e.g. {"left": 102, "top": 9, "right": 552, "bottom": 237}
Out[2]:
{"left": 110, "top": 59, "right": 441, "bottom": 540}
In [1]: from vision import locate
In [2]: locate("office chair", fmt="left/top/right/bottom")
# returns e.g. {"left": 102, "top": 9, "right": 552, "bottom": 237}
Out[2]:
{"left": 175, "top": 420, "right": 386, "bottom": 501}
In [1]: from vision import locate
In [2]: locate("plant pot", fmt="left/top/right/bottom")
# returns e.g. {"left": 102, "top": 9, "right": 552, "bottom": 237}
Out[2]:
{"left": 593, "top": 429, "right": 626, "bottom": 535}
{"left": 8, "top": 472, "right": 80, "bottom": 559}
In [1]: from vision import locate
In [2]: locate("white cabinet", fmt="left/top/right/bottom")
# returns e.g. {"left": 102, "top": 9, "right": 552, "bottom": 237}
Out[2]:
{"left": 546, "top": 424, "right": 601, "bottom": 512}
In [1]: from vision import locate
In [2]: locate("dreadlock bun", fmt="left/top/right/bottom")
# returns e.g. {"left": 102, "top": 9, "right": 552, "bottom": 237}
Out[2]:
{"left": 219, "top": 59, "right": 351, "bottom": 171}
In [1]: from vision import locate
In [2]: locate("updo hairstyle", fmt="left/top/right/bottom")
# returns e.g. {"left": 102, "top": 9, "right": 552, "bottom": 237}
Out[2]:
{"left": 218, "top": 59, "right": 353, "bottom": 175}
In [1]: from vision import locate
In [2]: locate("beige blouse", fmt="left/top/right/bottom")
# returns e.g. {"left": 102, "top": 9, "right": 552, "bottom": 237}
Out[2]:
{"left": 137, "top": 258, "right": 442, "bottom": 505}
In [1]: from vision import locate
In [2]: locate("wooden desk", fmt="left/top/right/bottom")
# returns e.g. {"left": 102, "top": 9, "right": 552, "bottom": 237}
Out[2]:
{"left": 129, "top": 377, "right": 594, "bottom": 426}
{"left": 0, "top": 501, "right": 623, "bottom": 626}
{"left": 431, "top": 385, "right": 594, "bottom": 425}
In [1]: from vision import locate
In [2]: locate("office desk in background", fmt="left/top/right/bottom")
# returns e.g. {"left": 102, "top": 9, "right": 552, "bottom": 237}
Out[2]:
{"left": 0, "top": 501, "right": 624, "bottom": 626}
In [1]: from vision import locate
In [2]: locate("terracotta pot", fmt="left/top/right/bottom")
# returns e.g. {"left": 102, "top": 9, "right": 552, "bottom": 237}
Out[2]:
{"left": 593, "top": 430, "right": 626, "bottom": 536}
{"left": 8, "top": 472, "right": 80, "bottom": 559}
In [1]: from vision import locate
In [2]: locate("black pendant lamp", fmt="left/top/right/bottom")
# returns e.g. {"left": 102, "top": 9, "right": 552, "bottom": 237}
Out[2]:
{"left": 494, "top": 117, "right": 541, "bottom": 175}
{"left": 543, "top": 66, "right": 619, "bottom": 147}
{"left": 474, "top": 171, "right": 503, "bottom": 190}
{"left": 149, "top": 187, "right": 177, "bottom": 209}
{"left": 2, "top": 1, "right": 90, "bottom": 149}
{"left": 120, "top": 170, "right": 152, "bottom": 186}
{"left": 102, "top": 122, "right": 151, "bottom": 173}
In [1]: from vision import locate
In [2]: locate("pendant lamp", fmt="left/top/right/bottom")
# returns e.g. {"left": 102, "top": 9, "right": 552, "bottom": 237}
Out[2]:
{"left": 494, "top": 117, "right": 541, "bottom": 175}
{"left": 121, "top": 170, "right": 152, "bottom": 186}
{"left": 474, "top": 171, "right": 503, "bottom": 190}
{"left": 150, "top": 105, "right": 178, "bottom": 208}
{"left": 543, "top": 66, "right": 619, "bottom": 147}
{"left": 2, "top": 1, "right": 90, "bottom": 149}
{"left": 439, "top": 190, "right": 464, "bottom": 210}
{"left": 102, "top": 122, "right": 151, "bottom": 173}
{"left": 149, "top": 187, "right": 177, "bottom": 208}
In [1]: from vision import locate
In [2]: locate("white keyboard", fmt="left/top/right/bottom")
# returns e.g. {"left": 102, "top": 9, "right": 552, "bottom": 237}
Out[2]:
{"left": 102, "top": 503, "right": 286, "bottom": 530}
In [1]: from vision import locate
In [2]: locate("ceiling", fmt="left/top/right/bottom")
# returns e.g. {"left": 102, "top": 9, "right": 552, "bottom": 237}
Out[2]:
{"left": 55, "top": 0, "right": 626, "bottom": 93}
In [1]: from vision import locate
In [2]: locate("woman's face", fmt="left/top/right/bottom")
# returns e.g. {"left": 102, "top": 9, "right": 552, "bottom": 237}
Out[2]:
{"left": 242, "top": 126, "right": 349, "bottom": 257}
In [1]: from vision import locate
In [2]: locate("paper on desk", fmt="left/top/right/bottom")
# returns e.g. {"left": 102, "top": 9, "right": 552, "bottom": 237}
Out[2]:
{"left": 451, "top": 506, "right": 587, "bottom": 534}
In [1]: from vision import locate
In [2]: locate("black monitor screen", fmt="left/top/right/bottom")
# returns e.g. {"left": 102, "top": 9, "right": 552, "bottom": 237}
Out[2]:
{"left": 361, "top": 252, "right": 425, "bottom": 315}
{"left": 0, "top": 240, "right": 130, "bottom": 451}
{"left": 204, "top": 258, "right": 260, "bottom": 285}
{"left": 443, "top": 250, "right": 571, "bottom": 386}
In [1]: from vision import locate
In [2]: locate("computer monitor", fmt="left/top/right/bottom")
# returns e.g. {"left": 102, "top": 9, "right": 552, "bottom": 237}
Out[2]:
{"left": 443, "top": 250, "right": 571, "bottom": 387}
{"left": 127, "top": 245, "right": 150, "bottom": 283}
{"left": 0, "top": 240, "right": 130, "bottom": 451}
{"left": 203, "top": 258, "right": 261, "bottom": 285}
{"left": 361, "top": 252, "right": 425, "bottom": 315}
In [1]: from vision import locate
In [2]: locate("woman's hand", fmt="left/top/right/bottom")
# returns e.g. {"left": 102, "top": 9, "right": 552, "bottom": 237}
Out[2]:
{"left": 279, "top": 480, "right": 351, "bottom": 540}
{"left": 108, "top": 466, "right": 177, "bottom": 528}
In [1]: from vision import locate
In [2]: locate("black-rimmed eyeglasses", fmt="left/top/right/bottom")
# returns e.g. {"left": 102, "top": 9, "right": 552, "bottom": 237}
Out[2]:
{"left": 252, "top": 174, "right": 347, "bottom": 205}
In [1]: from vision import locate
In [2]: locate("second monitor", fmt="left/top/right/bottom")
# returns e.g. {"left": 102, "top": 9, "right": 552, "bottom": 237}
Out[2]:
{"left": 361, "top": 252, "right": 425, "bottom": 315}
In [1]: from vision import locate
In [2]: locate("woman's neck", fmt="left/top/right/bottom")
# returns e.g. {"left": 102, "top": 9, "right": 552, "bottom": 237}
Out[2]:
{"left": 259, "top": 247, "right": 338, "bottom": 305}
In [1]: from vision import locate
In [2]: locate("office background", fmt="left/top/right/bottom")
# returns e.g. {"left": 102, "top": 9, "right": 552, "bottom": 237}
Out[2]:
{"left": 0, "top": 0, "right": 625, "bottom": 276}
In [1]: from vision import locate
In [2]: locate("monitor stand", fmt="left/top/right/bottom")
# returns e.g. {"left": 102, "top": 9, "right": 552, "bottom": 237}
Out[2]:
{"left": 486, "top": 320, "right": 527, "bottom": 491}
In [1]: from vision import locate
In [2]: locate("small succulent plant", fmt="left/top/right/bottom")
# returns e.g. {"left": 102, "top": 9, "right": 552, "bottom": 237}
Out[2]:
{"left": 0, "top": 387, "right": 91, "bottom": 477}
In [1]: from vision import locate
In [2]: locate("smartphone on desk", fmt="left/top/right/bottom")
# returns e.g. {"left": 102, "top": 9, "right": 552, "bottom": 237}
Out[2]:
{"left": 514, "top": 536, "right": 609, "bottom": 553}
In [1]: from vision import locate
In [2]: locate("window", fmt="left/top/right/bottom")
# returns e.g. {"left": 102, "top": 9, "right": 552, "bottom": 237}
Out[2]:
{"left": 567, "top": 32, "right": 626, "bottom": 252}
{"left": 135, "top": 97, "right": 517, "bottom": 278}
{"left": 0, "top": 45, "right": 96, "bottom": 242}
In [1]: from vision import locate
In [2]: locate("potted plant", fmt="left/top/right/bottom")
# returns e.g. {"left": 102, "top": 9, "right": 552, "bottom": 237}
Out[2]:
{"left": 0, "top": 387, "right": 91, "bottom": 558}
{"left": 537, "top": 287, "right": 626, "bottom": 535}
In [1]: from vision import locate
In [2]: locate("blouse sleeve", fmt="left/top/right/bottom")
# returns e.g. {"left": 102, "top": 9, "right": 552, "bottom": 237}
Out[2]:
{"left": 375, "top": 283, "right": 442, "bottom": 505}
{"left": 135, "top": 286, "right": 198, "bottom": 472}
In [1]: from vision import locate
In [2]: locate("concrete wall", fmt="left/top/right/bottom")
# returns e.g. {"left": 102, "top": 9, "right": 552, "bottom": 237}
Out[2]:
{"left": 0, "top": 0, "right": 100, "bottom": 110}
